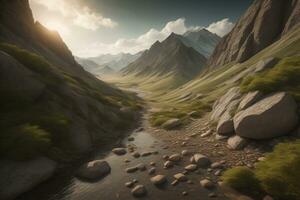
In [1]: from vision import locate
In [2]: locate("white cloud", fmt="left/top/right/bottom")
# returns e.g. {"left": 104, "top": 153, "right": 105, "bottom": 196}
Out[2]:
{"left": 77, "top": 18, "right": 202, "bottom": 57}
{"left": 206, "top": 18, "right": 234, "bottom": 37}
{"left": 30, "top": 0, "right": 117, "bottom": 30}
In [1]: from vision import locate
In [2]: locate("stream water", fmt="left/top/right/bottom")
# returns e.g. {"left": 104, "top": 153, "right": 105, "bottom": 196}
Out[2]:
{"left": 17, "top": 88, "right": 228, "bottom": 200}
{"left": 17, "top": 125, "right": 228, "bottom": 200}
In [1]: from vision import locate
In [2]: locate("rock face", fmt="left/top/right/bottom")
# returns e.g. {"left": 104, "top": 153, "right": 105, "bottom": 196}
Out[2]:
{"left": 234, "top": 92, "right": 298, "bottom": 139}
{"left": 254, "top": 57, "right": 279, "bottom": 73}
{"left": 162, "top": 118, "right": 181, "bottom": 130}
{"left": 217, "top": 111, "right": 234, "bottom": 136}
{"left": 208, "top": 0, "right": 300, "bottom": 67}
{"left": 76, "top": 160, "right": 111, "bottom": 180}
{"left": 0, "top": 157, "right": 57, "bottom": 200}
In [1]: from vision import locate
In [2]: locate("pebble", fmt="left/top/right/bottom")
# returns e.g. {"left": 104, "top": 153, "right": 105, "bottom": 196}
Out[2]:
{"left": 181, "top": 150, "right": 191, "bottom": 156}
{"left": 169, "top": 154, "right": 182, "bottom": 162}
{"left": 182, "top": 191, "right": 188, "bottom": 196}
{"left": 209, "top": 193, "right": 217, "bottom": 198}
{"left": 150, "top": 162, "right": 156, "bottom": 166}
{"left": 150, "top": 175, "right": 167, "bottom": 185}
{"left": 133, "top": 179, "right": 138, "bottom": 183}
{"left": 214, "top": 169, "right": 222, "bottom": 176}
{"left": 171, "top": 180, "right": 179, "bottom": 186}
{"left": 185, "top": 164, "right": 197, "bottom": 172}
{"left": 141, "top": 152, "right": 152, "bottom": 157}
{"left": 126, "top": 166, "right": 138, "bottom": 173}
{"left": 200, "top": 179, "right": 214, "bottom": 189}
{"left": 174, "top": 173, "right": 188, "bottom": 182}
{"left": 112, "top": 148, "right": 127, "bottom": 155}
{"left": 124, "top": 159, "right": 130, "bottom": 163}
{"left": 137, "top": 163, "right": 146, "bottom": 171}
{"left": 164, "top": 161, "right": 174, "bottom": 168}
{"left": 132, "top": 152, "right": 140, "bottom": 158}
{"left": 125, "top": 181, "right": 134, "bottom": 188}
{"left": 163, "top": 155, "right": 169, "bottom": 160}
{"left": 211, "top": 162, "right": 223, "bottom": 169}
{"left": 148, "top": 167, "right": 156, "bottom": 175}
{"left": 128, "top": 137, "right": 135, "bottom": 141}
{"left": 131, "top": 185, "right": 147, "bottom": 197}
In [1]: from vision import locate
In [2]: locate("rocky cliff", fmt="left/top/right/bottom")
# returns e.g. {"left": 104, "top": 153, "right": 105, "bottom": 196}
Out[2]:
{"left": 208, "top": 0, "right": 300, "bottom": 67}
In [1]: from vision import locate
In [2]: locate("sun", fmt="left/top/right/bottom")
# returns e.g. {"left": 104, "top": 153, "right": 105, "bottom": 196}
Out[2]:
{"left": 44, "top": 21, "right": 70, "bottom": 36}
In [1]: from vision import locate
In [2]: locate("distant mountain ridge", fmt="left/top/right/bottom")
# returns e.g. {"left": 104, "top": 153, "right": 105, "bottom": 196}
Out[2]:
{"left": 181, "top": 29, "right": 221, "bottom": 57}
{"left": 122, "top": 32, "right": 207, "bottom": 80}
{"left": 88, "top": 52, "right": 143, "bottom": 71}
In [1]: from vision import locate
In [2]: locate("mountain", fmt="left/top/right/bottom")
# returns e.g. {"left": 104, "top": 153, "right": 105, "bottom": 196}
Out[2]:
{"left": 122, "top": 33, "right": 207, "bottom": 79}
{"left": 88, "top": 52, "right": 143, "bottom": 71}
{"left": 0, "top": 1, "right": 140, "bottom": 198}
{"left": 75, "top": 57, "right": 101, "bottom": 72}
{"left": 94, "top": 65, "right": 115, "bottom": 75}
{"left": 208, "top": 0, "right": 300, "bottom": 67}
{"left": 181, "top": 29, "right": 221, "bottom": 57}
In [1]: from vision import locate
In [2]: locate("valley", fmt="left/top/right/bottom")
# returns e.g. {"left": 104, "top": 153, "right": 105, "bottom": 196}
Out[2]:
{"left": 1, "top": 0, "right": 300, "bottom": 200}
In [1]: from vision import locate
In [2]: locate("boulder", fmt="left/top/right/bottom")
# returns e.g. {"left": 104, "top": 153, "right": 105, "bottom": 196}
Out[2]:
{"left": 164, "top": 161, "right": 174, "bottom": 169}
{"left": 112, "top": 148, "right": 127, "bottom": 155}
{"left": 162, "top": 118, "right": 181, "bottom": 129}
{"left": 131, "top": 185, "right": 147, "bottom": 197}
{"left": 238, "top": 91, "right": 263, "bottom": 110}
{"left": 191, "top": 154, "right": 211, "bottom": 168}
{"left": 217, "top": 111, "right": 234, "bottom": 136}
{"left": 0, "top": 157, "right": 57, "bottom": 200}
{"left": 254, "top": 57, "right": 279, "bottom": 73}
{"left": 227, "top": 136, "right": 248, "bottom": 150}
{"left": 234, "top": 92, "right": 298, "bottom": 139}
{"left": 211, "top": 87, "right": 241, "bottom": 121}
{"left": 77, "top": 160, "right": 111, "bottom": 180}
{"left": 150, "top": 175, "right": 167, "bottom": 185}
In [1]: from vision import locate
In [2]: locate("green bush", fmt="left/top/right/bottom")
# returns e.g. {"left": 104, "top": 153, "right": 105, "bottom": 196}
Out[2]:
{"left": 0, "top": 124, "right": 51, "bottom": 160}
{"left": 240, "top": 56, "right": 300, "bottom": 101}
{"left": 222, "top": 167, "right": 261, "bottom": 195}
{"left": 255, "top": 141, "right": 300, "bottom": 200}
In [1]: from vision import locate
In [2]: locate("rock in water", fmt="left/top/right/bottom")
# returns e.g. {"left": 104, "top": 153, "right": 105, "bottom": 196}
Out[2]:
{"left": 112, "top": 148, "right": 127, "bottom": 155}
{"left": 227, "top": 135, "right": 247, "bottom": 150}
{"left": 77, "top": 160, "right": 111, "bottom": 180}
{"left": 131, "top": 185, "right": 147, "bottom": 197}
{"left": 234, "top": 92, "right": 298, "bottom": 139}
{"left": 150, "top": 175, "right": 167, "bottom": 185}
{"left": 162, "top": 118, "right": 181, "bottom": 129}
{"left": 0, "top": 157, "right": 57, "bottom": 200}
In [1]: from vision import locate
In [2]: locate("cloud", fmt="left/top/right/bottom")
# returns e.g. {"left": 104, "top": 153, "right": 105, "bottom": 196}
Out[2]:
{"left": 77, "top": 18, "right": 234, "bottom": 57}
{"left": 30, "top": 0, "right": 117, "bottom": 30}
{"left": 206, "top": 18, "right": 234, "bottom": 37}
{"left": 77, "top": 18, "right": 202, "bottom": 57}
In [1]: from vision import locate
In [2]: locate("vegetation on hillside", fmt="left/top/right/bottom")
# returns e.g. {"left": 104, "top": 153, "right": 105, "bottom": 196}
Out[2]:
{"left": 222, "top": 140, "right": 300, "bottom": 200}
{"left": 150, "top": 101, "right": 211, "bottom": 128}
{"left": 0, "top": 43, "right": 141, "bottom": 161}
{"left": 241, "top": 56, "right": 300, "bottom": 101}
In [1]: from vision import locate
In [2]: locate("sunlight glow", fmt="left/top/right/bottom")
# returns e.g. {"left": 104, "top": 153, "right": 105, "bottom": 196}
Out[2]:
{"left": 44, "top": 21, "right": 70, "bottom": 36}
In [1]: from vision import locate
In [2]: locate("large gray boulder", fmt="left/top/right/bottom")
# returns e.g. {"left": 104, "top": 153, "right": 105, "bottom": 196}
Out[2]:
{"left": 0, "top": 157, "right": 57, "bottom": 200}
{"left": 238, "top": 91, "right": 263, "bottom": 111}
{"left": 211, "top": 87, "right": 242, "bottom": 121}
{"left": 76, "top": 160, "right": 111, "bottom": 180}
{"left": 234, "top": 92, "right": 298, "bottom": 139}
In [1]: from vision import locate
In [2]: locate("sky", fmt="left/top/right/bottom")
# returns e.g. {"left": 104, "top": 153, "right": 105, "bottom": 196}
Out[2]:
{"left": 29, "top": 0, "right": 253, "bottom": 57}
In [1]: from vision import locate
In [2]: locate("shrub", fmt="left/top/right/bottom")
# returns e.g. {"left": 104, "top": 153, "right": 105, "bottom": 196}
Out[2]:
{"left": 240, "top": 56, "right": 300, "bottom": 101}
{"left": 149, "top": 111, "right": 187, "bottom": 127}
{"left": 0, "top": 124, "right": 51, "bottom": 160}
{"left": 222, "top": 167, "right": 261, "bottom": 196}
{"left": 255, "top": 141, "right": 300, "bottom": 200}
